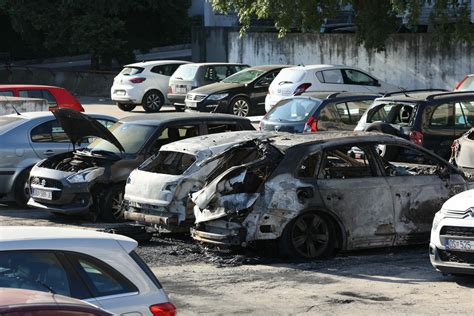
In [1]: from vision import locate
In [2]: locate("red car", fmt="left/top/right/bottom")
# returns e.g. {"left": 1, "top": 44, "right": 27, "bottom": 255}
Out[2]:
{"left": 0, "top": 85, "right": 84, "bottom": 112}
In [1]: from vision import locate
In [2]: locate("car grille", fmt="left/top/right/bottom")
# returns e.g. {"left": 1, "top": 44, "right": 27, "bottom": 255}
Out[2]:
{"left": 440, "top": 226, "right": 474, "bottom": 238}
{"left": 30, "top": 177, "right": 63, "bottom": 189}
{"left": 186, "top": 93, "right": 207, "bottom": 101}
{"left": 438, "top": 249, "right": 474, "bottom": 264}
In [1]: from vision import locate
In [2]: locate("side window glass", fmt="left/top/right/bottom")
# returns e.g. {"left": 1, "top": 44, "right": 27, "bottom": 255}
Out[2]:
{"left": 0, "top": 251, "right": 72, "bottom": 297}
{"left": 151, "top": 65, "right": 164, "bottom": 75}
{"left": 316, "top": 104, "right": 340, "bottom": 130}
{"left": 319, "top": 145, "right": 374, "bottom": 179}
{"left": 343, "top": 69, "right": 376, "bottom": 85}
{"left": 204, "top": 66, "right": 218, "bottom": 81}
{"left": 215, "top": 66, "right": 228, "bottom": 81}
{"left": 347, "top": 100, "right": 373, "bottom": 123}
{"left": 298, "top": 153, "right": 320, "bottom": 177}
{"left": 429, "top": 103, "right": 452, "bottom": 127}
{"left": 256, "top": 71, "right": 277, "bottom": 87}
{"left": 335, "top": 102, "right": 351, "bottom": 124}
{"left": 31, "top": 121, "right": 54, "bottom": 142}
{"left": 19, "top": 90, "right": 43, "bottom": 99}
{"left": 321, "top": 70, "right": 344, "bottom": 84}
{"left": 207, "top": 123, "right": 237, "bottom": 134}
{"left": 315, "top": 71, "right": 324, "bottom": 83}
{"left": 42, "top": 90, "right": 57, "bottom": 104}
{"left": 0, "top": 90, "right": 14, "bottom": 96}
{"left": 455, "top": 102, "right": 474, "bottom": 127}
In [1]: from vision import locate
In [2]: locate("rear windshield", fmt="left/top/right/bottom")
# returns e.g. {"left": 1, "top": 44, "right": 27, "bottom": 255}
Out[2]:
{"left": 458, "top": 76, "right": 474, "bottom": 91}
{"left": 274, "top": 68, "right": 305, "bottom": 84}
{"left": 222, "top": 69, "right": 265, "bottom": 84}
{"left": 121, "top": 67, "right": 144, "bottom": 76}
{"left": 0, "top": 116, "right": 24, "bottom": 134}
{"left": 172, "top": 64, "right": 199, "bottom": 81}
{"left": 266, "top": 98, "right": 320, "bottom": 122}
{"left": 140, "top": 150, "right": 196, "bottom": 175}
{"left": 367, "top": 102, "right": 415, "bottom": 125}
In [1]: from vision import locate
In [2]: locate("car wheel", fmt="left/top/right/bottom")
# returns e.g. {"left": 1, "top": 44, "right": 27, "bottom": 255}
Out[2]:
{"left": 14, "top": 168, "right": 32, "bottom": 207}
{"left": 117, "top": 103, "right": 136, "bottom": 111}
{"left": 230, "top": 97, "right": 250, "bottom": 117}
{"left": 100, "top": 184, "right": 125, "bottom": 222}
{"left": 142, "top": 90, "right": 164, "bottom": 113}
{"left": 279, "top": 212, "right": 335, "bottom": 259}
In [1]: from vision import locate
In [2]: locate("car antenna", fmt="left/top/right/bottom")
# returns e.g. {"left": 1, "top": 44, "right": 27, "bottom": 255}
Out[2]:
{"left": 11, "top": 104, "right": 21, "bottom": 115}
{"left": 400, "top": 88, "right": 409, "bottom": 97}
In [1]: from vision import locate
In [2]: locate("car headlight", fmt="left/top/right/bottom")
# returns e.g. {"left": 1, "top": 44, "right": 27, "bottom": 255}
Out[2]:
{"left": 432, "top": 210, "right": 444, "bottom": 232}
{"left": 207, "top": 93, "right": 228, "bottom": 101}
{"left": 66, "top": 168, "right": 104, "bottom": 184}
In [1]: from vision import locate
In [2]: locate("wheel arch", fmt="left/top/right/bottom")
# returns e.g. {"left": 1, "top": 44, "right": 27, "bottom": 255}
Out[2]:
{"left": 142, "top": 88, "right": 165, "bottom": 104}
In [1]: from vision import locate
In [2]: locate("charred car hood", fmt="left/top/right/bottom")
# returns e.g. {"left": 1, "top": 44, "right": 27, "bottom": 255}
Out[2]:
{"left": 53, "top": 108, "right": 124, "bottom": 152}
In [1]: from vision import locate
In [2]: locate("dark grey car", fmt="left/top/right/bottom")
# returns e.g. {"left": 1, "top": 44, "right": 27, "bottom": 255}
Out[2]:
{"left": 28, "top": 109, "right": 254, "bottom": 221}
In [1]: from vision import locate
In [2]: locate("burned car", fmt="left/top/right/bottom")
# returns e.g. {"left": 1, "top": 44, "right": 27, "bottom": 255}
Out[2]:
{"left": 191, "top": 132, "right": 472, "bottom": 259}
{"left": 451, "top": 128, "right": 474, "bottom": 171}
{"left": 123, "top": 131, "right": 275, "bottom": 232}
{"left": 28, "top": 109, "right": 254, "bottom": 221}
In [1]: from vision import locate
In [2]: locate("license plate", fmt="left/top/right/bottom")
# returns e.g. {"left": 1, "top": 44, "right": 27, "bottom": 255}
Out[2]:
{"left": 445, "top": 238, "right": 474, "bottom": 251}
{"left": 31, "top": 188, "right": 52, "bottom": 200}
{"left": 185, "top": 101, "right": 197, "bottom": 108}
{"left": 175, "top": 86, "right": 187, "bottom": 94}
{"left": 115, "top": 90, "right": 125, "bottom": 96}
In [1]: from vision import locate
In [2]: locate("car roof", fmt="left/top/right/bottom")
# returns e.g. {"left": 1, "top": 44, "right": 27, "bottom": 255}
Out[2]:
{"left": 124, "top": 60, "right": 189, "bottom": 67}
{"left": 179, "top": 62, "right": 249, "bottom": 67}
{"left": 301, "top": 91, "right": 381, "bottom": 100}
{"left": 0, "top": 226, "right": 137, "bottom": 253}
{"left": 283, "top": 64, "right": 348, "bottom": 71}
{"left": 376, "top": 90, "right": 474, "bottom": 103}
{"left": 0, "top": 84, "right": 62, "bottom": 90}
{"left": 247, "top": 65, "right": 293, "bottom": 71}
{"left": 119, "top": 112, "right": 250, "bottom": 126}
{"left": 2, "top": 111, "right": 115, "bottom": 120}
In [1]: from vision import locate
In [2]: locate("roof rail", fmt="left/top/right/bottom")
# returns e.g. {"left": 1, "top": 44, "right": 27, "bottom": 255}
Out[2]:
{"left": 383, "top": 89, "right": 447, "bottom": 97}
{"left": 326, "top": 92, "right": 343, "bottom": 99}
{"left": 426, "top": 90, "right": 474, "bottom": 101}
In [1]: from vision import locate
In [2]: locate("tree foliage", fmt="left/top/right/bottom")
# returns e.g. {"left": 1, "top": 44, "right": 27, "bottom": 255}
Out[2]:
{"left": 0, "top": 0, "right": 191, "bottom": 69}
{"left": 211, "top": 0, "right": 474, "bottom": 51}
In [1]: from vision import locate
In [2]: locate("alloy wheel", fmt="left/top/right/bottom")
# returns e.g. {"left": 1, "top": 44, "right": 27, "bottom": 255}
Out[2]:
{"left": 232, "top": 99, "right": 250, "bottom": 117}
{"left": 290, "top": 213, "right": 330, "bottom": 258}
{"left": 146, "top": 93, "right": 162, "bottom": 110}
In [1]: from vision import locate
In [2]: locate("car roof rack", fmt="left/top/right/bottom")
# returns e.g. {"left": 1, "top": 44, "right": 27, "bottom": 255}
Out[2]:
{"left": 426, "top": 90, "right": 474, "bottom": 100}
{"left": 383, "top": 89, "right": 447, "bottom": 97}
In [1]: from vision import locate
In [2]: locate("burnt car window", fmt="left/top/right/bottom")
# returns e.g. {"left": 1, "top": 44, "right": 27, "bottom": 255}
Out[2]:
{"left": 298, "top": 153, "right": 321, "bottom": 178}
{"left": 140, "top": 150, "right": 196, "bottom": 175}
{"left": 319, "top": 145, "right": 374, "bottom": 179}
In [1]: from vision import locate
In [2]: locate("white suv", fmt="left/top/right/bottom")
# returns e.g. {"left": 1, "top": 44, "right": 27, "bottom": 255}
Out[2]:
{"left": 0, "top": 226, "right": 176, "bottom": 315}
{"left": 264, "top": 64, "right": 400, "bottom": 112}
{"left": 111, "top": 60, "right": 189, "bottom": 112}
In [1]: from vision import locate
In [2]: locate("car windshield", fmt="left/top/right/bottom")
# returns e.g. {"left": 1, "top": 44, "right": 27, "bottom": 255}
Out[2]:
{"left": 172, "top": 64, "right": 199, "bottom": 81}
{"left": 274, "top": 68, "right": 305, "bottom": 84}
{"left": 120, "top": 67, "right": 144, "bottom": 76}
{"left": 140, "top": 150, "right": 196, "bottom": 175}
{"left": 222, "top": 69, "right": 265, "bottom": 84}
{"left": 266, "top": 98, "right": 320, "bottom": 122}
{"left": 86, "top": 122, "right": 156, "bottom": 155}
{"left": 0, "top": 116, "right": 24, "bottom": 134}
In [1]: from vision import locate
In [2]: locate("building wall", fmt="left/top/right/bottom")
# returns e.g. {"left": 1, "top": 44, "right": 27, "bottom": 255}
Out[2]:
{"left": 226, "top": 32, "right": 474, "bottom": 89}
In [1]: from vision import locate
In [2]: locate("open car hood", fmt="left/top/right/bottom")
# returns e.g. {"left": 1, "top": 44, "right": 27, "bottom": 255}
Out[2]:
{"left": 53, "top": 108, "right": 124, "bottom": 152}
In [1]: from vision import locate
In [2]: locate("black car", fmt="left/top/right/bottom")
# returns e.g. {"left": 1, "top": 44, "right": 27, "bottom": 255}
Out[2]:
{"left": 260, "top": 92, "right": 380, "bottom": 133}
{"left": 355, "top": 90, "right": 474, "bottom": 159}
{"left": 184, "top": 65, "right": 290, "bottom": 117}
{"left": 28, "top": 109, "right": 254, "bottom": 221}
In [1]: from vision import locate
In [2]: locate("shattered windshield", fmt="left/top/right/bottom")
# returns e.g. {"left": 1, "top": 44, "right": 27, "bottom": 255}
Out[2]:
{"left": 140, "top": 150, "right": 196, "bottom": 175}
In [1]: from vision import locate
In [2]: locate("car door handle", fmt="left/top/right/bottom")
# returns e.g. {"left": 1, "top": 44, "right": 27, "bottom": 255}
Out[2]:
{"left": 43, "top": 150, "right": 55, "bottom": 156}
{"left": 296, "top": 187, "right": 314, "bottom": 203}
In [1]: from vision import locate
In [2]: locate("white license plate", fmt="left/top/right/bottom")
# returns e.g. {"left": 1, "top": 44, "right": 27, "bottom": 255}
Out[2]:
{"left": 185, "top": 101, "right": 197, "bottom": 108}
{"left": 115, "top": 90, "right": 126, "bottom": 96}
{"left": 445, "top": 239, "right": 474, "bottom": 251}
{"left": 175, "top": 87, "right": 187, "bottom": 94}
{"left": 31, "top": 188, "right": 52, "bottom": 200}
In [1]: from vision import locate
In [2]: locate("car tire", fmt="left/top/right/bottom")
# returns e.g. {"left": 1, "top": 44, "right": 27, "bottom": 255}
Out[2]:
{"left": 100, "top": 184, "right": 125, "bottom": 222}
{"left": 279, "top": 212, "right": 336, "bottom": 260}
{"left": 117, "top": 103, "right": 136, "bottom": 111}
{"left": 14, "top": 168, "right": 32, "bottom": 207}
{"left": 142, "top": 90, "right": 164, "bottom": 113}
{"left": 229, "top": 97, "right": 251, "bottom": 117}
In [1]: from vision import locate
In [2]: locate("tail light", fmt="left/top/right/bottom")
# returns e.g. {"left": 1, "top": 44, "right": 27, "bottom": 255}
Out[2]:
{"left": 293, "top": 83, "right": 311, "bottom": 96}
{"left": 168, "top": 86, "right": 172, "bottom": 94}
{"left": 149, "top": 302, "right": 176, "bottom": 316}
{"left": 409, "top": 131, "right": 423, "bottom": 145}
{"left": 455, "top": 75, "right": 468, "bottom": 90}
{"left": 130, "top": 77, "right": 146, "bottom": 84}
{"left": 304, "top": 116, "right": 318, "bottom": 133}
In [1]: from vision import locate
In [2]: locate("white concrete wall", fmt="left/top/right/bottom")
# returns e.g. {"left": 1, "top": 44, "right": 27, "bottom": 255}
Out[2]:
{"left": 227, "top": 32, "right": 474, "bottom": 90}
{"left": 0, "top": 97, "right": 48, "bottom": 115}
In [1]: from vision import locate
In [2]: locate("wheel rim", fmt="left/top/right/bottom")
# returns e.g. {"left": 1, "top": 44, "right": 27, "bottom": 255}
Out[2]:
{"left": 290, "top": 213, "right": 330, "bottom": 258}
{"left": 111, "top": 191, "right": 124, "bottom": 220}
{"left": 23, "top": 180, "right": 30, "bottom": 202}
{"left": 232, "top": 99, "right": 249, "bottom": 117}
{"left": 146, "top": 93, "right": 162, "bottom": 110}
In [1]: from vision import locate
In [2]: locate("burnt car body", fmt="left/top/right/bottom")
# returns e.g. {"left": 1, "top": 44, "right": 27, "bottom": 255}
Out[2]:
{"left": 27, "top": 109, "right": 254, "bottom": 221}
{"left": 123, "top": 131, "right": 275, "bottom": 232}
{"left": 191, "top": 132, "right": 473, "bottom": 259}
{"left": 451, "top": 128, "right": 474, "bottom": 171}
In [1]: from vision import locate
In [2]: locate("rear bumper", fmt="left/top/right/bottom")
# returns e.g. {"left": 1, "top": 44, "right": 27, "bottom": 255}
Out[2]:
{"left": 167, "top": 94, "right": 186, "bottom": 107}
{"left": 111, "top": 86, "right": 144, "bottom": 104}
{"left": 191, "top": 220, "right": 246, "bottom": 246}
{"left": 124, "top": 209, "right": 179, "bottom": 227}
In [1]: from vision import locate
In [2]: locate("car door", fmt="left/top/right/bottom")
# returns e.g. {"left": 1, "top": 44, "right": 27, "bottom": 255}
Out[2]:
{"left": 421, "top": 103, "right": 455, "bottom": 158}
{"left": 371, "top": 142, "right": 467, "bottom": 244}
{"left": 149, "top": 65, "right": 175, "bottom": 97}
{"left": 315, "top": 143, "right": 395, "bottom": 249}
{"left": 29, "top": 119, "right": 73, "bottom": 158}
{"left": 250, "top": 70, "right": 280, "bottom": 110}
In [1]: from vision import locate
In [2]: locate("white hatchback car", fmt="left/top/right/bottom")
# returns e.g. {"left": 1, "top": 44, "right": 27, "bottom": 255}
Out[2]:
{"left": 111, "top": 60, "right": 190, "bottom": 112}
{"left": 265, "top": 64, "right": 400, "bottom": 112}
{"left": 0, "top": 226, "right": 176, "bottom": 316}
{"left": 430, "top": 189, "right": 474, "bottom": 275}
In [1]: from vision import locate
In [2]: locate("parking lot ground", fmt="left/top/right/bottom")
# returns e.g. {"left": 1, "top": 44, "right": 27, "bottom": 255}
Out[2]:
{"left": 2, "top": 204, "right": 474, "bottom": 315}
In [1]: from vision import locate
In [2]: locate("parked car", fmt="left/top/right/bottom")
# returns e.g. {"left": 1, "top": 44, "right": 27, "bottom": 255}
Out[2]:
{"left": 355, "top": 90, "right": 474, "bottom": 159}
{"left": 0, "top": 111, "right": 116, "bottom": 207}
{"left": 0, "top": 288, "right": 112, "bottom": 315}
{"left": 260, "top": 92, "right": 379, "bottom": 133}
{"left": 111, "top": 60, "right": 190, "bottom": 112}
{"left": 0, "top": 226, "right": 176, "bottom": 315}
{"left": 184, "top": 65, "right": 289, "bottom": 116}
{"left": 454, "top": 74, "right": 474, "bottom": 91}
{"left": 191, "top": 132, "right": 472, "bottom": 259}
{"left": 450, "top": 128, "right": 474, "bottom": 170}
{"left": 264, "top": 64, "right": 400, "bottom": 112}
{"left": 430, "top": 189, "right": 474, "bottom": 275}
{"left": 28, "top": 109, "right": 254, "bottom": 221}
{"left": 123, "top": 131, "right": 274, "bottom": 232}
{"left": 0, "top": 85, "right": 84, "bottom": 112}
{"left": 168, "top": 62, "right": 249, "bottom": 111}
